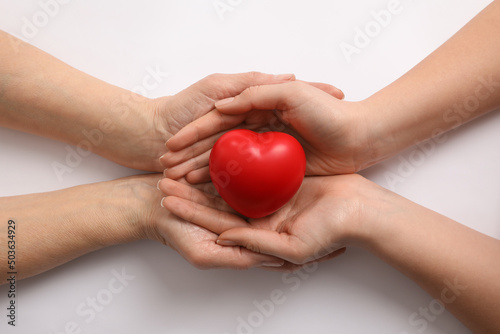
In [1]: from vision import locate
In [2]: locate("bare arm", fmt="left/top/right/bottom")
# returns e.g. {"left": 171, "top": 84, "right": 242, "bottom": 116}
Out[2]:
{"left": 0, "top": 30, "right": 296, "bottom": 172}
{"left": 0, "top": 175, "right": 155, "bottom": 281}
{"left": 163, "top": 1, "right": 500, "bottom": 178}
{"left": 0, "top": 174, "right": 281, "bottom": 282}
{"left": 361, "top": 0, "right": 500, "bottom": 166}
{"left": 0, "top": 30, "right": 163, "bottom": 171}
{"left": 159, "top": 175, "right": 500, "bottom": 333}
{"left": 359, "top": 183, "right": 500, "bottom": 333}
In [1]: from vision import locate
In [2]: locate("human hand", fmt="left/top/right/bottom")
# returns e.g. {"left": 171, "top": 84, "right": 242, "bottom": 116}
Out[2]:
{"left": 102, "top": 72, "right": 299, "bottom": 172}
{"left": 133, "top": 174, "right": 284, "bottom": 269}
{"left": 157, "top": 174, "right": 387, "bottom": 267}
{"left": 160, "top": 81, "right": 374, "bottom": 182}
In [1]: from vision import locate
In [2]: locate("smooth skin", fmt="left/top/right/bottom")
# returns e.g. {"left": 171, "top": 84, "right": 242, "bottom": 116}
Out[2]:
{"left": 159, "top": 1, "right": 500, "bottom": 333}
{"left": 159, "top": 174, "right": 500, "bottom": 333}
{"left": 162, "top": 0, "right": 500, "bottom": 182}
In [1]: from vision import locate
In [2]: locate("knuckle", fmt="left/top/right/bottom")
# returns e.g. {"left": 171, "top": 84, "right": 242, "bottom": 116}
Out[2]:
{"left": 244, "top": 241, "right": 262, "bottom": 254}
{"left": 214, "top": 211, "right": 226, "bottom": 232}
{"left": 233, "top": 247, "right": 254, "bottom": 270}
{"left": 241, "top": 85, "right": 262, "bottom": 99}
{"left": 203, "top": 73, "right": 223, "bottom": 85}
{"left": 287, "top": 81, "right": 307, "bottom": 94}
{"left": 245, "top": 71, "right": 263, "bottom": 81}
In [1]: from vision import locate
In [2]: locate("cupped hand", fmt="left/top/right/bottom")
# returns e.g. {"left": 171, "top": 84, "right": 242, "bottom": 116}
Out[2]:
{"left": 111, "top": 72, "right": 297, "bottom": 172}
{"left": 157, "top": 174, "right": 386, "bottom": 267}
{"left": 132, "top": 174, "right": 284, "bottom": 269}
{"left": 161, "top": 81, "right": 373, "bottom": 182}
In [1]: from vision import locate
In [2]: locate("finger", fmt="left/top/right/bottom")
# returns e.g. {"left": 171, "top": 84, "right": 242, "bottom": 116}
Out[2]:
{"left": 176, "top": 178, "right": 221, "bottom": 198}
{"left": 167, "top": 71, "right": 296, "bottom": 152}
{"left": 259, "top": 261, "right": 304, "bottom": 273}
{"left": 163, "top": 150, "right": 211, "bottom": 180}
{"left": 186, "top": 166, "right": 211, "bottom": 184}
{"left": 300, "top": 81, "right": 344, "bottom": 100}
{"left": 259, "top": 248, "right": 346, "bottom": 273}
{"left": 163, "top": 110, "right": 266, "bottom": 169}
{"left": 189, "top": 242, "right": 285, "bottom": 270}
{"left": 215, "top": 81, "right": 308, "bottom": 115}
{"left": 156, "top": 215, "right": 284, "bottom": 269}
{"left": 217, "top": 227, "right": 313, "bottom": 265}
{"left": 166, "top": 110, "right": 246, "bottom": 152}
{"left": 159, "top": 178, "right": 228, "bottom": 211}
{"left": 190, "top": 72, "right": 296, "bottom": 102}
{"left": 163, "top": 196, "right": 246, "bottom": 234}
{"left": 162, "top": 129, "right": 225, "bottom": 168}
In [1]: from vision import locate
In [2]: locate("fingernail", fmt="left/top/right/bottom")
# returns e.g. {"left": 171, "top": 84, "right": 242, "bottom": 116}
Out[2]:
{"left": 165, "top": 138, "right": 172, "bottom": 149}
{"left": 163, "top": 169, "right": 168, "bottom": 177}
{"left": 261, "top": 261, "right": 284, "bottom": 267}
{"left": 216, "top": 239, "right": 237, "bottom": 246}
{"left": 215, "top": 97, "right": 234, "bottom": 108}
{"left": 274, "top": 73, "right": 295, "bottom": 81}
{"left": 337, "top": 88, "right": 345, "bottom": 100}
{"left": 157, "top": 179, "right": 162, "bottom": 191}
{"left": 160, "top": 197, "right": 166, "bottom": 208}
{"left": 159, "top": 157, "right": 167, "bottom": 168}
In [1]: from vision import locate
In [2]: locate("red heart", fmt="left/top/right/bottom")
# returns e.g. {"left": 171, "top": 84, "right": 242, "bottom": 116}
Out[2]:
{"left": 209, "top": 129, "right": 306, "bottom": 219}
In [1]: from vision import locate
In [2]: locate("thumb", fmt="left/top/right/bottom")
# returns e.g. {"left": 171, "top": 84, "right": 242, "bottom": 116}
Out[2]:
{"left": 217, "top": 227, "right": 311, "bottom": 265}
{"left": 214, "top": 82, "right": 300, "bottom": 115}
{"left": 299, "top": 81, "right": 345, "bottom": 100}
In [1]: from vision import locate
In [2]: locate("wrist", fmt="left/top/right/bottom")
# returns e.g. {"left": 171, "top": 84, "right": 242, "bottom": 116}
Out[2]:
{"left": 113, "top": 174, "right": 166, "bottom": 244}
{"left": 348, "top": 178, "right": 429, "bottom": 256}
{"left": 79, "top": 177, "right": 151, "bottom": 247}
{"left": 79, "top": 174, "right": 165, "bottom": 248}
{"left": 336, "top": 175, "right": 401, "bottom": 249}
{"left": 92, "top": 90, "right": 167, "bottom": 171}
{"left": 352, "top": 98, "right": 401, "bottom": 170}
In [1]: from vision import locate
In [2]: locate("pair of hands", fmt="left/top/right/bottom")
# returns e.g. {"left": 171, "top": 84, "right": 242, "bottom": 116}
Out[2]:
{"left": 112, "top": 71, "right": 361, "bottom": 269}
{"left": 151, "top": 75, "right": 389, "bottom": 270}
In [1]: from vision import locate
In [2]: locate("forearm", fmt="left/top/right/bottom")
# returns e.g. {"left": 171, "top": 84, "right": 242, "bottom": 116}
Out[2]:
{"left": 359, "top": 189, "right": 500, "bottom": 332}
{"left": 0, "top": 175, "right": 158, "bottom": 281}
{"left": 361, "top": 1, "right": 500, "bottom": 166}
{"left": 0, "top": 31, "right": 163, "bottom": 170}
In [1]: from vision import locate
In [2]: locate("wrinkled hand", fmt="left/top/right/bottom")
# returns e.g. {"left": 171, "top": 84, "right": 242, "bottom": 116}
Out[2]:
{"left": 111, "top": 72, "right": 296, "bottom": 171}
{"left": 161, "top": 81, "right": 374, "bottom": 182}
{"left": 157, "top": 174, "right": 386, "bottom": 268}
{"left": 134, "top": 174, "right": 284, "bottom": 269}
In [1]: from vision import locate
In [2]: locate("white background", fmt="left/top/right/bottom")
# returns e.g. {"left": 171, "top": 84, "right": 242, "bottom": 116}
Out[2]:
{"left": 1, "top": 0, "right": 499, "bottom": 333}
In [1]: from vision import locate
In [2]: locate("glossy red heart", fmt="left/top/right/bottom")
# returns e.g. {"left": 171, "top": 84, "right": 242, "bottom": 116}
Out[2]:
{"left": 209, "top": 129, "right": 306, "bottom": 219}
